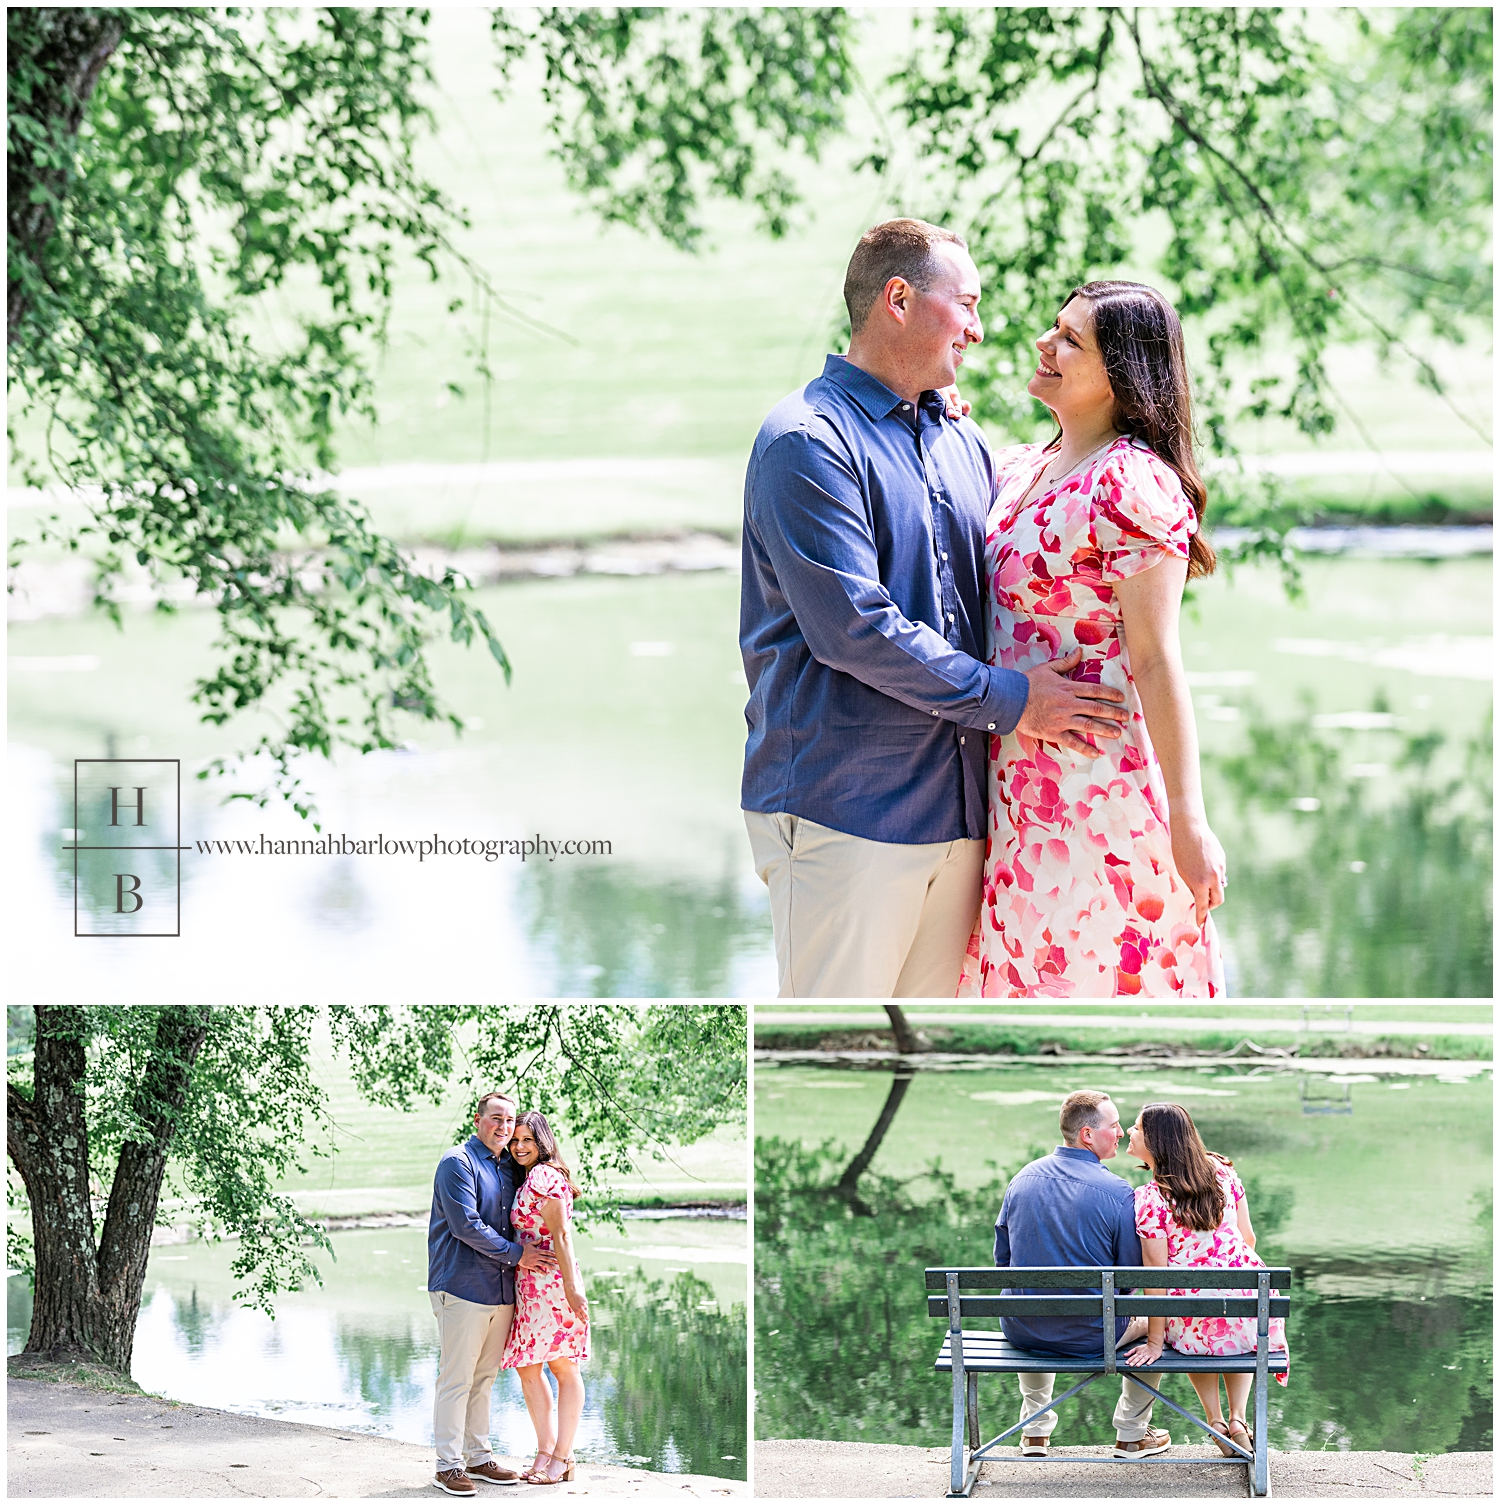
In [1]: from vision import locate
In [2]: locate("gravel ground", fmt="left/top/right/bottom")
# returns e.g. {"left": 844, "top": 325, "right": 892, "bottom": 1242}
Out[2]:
{"left": 7, "top": 1379, "right": 746, "bottom": 1499}
{"left": 753, "top": 1440, "right": 1494, "bottom": 1498}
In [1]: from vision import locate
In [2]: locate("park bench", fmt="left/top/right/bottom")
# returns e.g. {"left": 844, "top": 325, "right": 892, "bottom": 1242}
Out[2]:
{"left": 927, "top": 1264, "right": 1291, "bottom": 1498}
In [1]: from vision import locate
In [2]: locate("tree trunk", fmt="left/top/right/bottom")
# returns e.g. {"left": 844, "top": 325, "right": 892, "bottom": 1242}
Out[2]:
{"left": 835, "top": 1069, "right": 915, "bottom": 1210}
{"left": 884, "top": 1005, "right": 924, "bottom": 1055}
{"left": 7, "top": 8, "right": 127, "bottom": 343}
{"left": 7, "top": 1006, "right": 210, "bottom": 1372}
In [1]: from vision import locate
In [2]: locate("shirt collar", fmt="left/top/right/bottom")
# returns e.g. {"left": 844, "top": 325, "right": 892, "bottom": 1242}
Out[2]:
{"left": 1052, "top": 1145, "right": 1102, "bottom": 1164}
{"left": 465, "top": 1133, "right": 501, "bottom": 1164}
{"left": 822, "top": 353, "right": 943, "bottom": 425}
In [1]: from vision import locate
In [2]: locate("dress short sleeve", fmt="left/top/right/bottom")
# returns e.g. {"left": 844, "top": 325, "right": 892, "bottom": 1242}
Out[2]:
{"left": 1135, "top": 1181, "right": 1172, "bottom": 1240}
{"left": 1224, "top": 1164, "right": 1245, "bottom": 1207}
{"left": 528, "top": 1163, "right": 572, "bottom": 1203}
{"left": 1093, "top": 442, "right": 1197, "bottom": 583}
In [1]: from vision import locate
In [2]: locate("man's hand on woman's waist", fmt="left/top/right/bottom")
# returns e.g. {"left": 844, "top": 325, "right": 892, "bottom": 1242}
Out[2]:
{"left": 1016, "top": 647, "right": 1128, "bottom": 757}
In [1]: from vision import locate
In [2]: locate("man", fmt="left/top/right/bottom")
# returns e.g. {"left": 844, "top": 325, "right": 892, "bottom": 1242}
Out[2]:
{"left": 993, "top": 1090, "right": 1171, "bottom": 1460}
{"left": 427, "top": 1091, "right": 557, "bottom": 1495}
{"left": 740, "top": 217, "right": 1129, "bottom": 996}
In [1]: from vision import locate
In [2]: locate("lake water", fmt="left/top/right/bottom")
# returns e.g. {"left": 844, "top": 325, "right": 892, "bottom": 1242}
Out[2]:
{"left": 8, "top": 1216, "right": 746, "bottom": 1480}
{"left": 7, "top": 555, "right": 1491, "bottom": 996}
{"left": 754, "top": 1061, "right": 1492, "bottom": 1455}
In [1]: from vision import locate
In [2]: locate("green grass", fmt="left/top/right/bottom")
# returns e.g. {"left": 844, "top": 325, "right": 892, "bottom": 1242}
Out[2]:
{"left": 753, "top": 1019, "right": 1492, "bottom": 1060}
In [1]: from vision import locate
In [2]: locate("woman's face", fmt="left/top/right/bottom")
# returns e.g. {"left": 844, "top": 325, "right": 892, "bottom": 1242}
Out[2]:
{"left": 1029, "top": 297, "right": 1116, "bottom": 427}
{"left": 510, "top": 1124, "right": 539, "bottom": 1168}
{"left": 1126, "top": 1117, "right": 1153, "bottom": 1167}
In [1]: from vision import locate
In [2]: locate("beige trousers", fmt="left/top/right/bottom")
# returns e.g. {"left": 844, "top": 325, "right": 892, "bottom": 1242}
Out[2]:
{"left": 1017, "top": 1345, "right": 1157, "bottom": 1442}
{"left": 744, "top": 811, "right": 984, "bottom": 997}
{"left": 429, "top": 1290, "right": 514, "bottom": 1470}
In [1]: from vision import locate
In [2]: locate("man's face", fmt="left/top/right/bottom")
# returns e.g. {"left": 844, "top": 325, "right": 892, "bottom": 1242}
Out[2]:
{"left": 1077, "top": 1099, "right": 1124, "bottom": 1161}
{"left": 473, "top": 1098, "right": 516, "bottom": 1156}
{"left": 900, "top": 242, "right": 984, "bottom": 391}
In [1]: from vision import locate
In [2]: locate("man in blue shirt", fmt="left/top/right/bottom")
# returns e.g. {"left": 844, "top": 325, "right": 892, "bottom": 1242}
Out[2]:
{"left": 741, "top": 218, "right": 1128, "bottom": 996}
{"left": 428, "top": 1091, "right": 557, "bottom": 1495}
{"left": 993, "top": 1090, "right": 1170, "bottom": 1461}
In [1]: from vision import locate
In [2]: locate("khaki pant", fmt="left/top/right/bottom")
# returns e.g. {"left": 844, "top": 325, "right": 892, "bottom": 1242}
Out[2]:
{"left": 745, "top": 811, "right": 983, "bottom": 997}
{"left": 1017, "top": 1371, "right": 1156, "bottom": 1442}
{"left": 429, "top": 1290, "right": 514, "bottom": 1470}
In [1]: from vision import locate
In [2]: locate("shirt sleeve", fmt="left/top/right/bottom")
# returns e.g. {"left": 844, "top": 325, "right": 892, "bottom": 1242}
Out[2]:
{"left": 1116, "top": 1186, "right": 1144, "bottom": 1266}
{"left": 1134, "top": 1182, "right": 1170, "bottom": 1243}
{"left": 1093, "top": 444, "right": 1196, "bottom": 584}
{"left": 993, "top": 1193, "right": 1011, "bottom": 1266}
{"left": 435, "top": 1155, "right": 525, "bottom": 1268}
{"left": 749, "top": 428, "right": 1030, "bottom": 735}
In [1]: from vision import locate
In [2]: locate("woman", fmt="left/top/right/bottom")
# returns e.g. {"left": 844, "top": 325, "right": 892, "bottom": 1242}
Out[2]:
{"left": 502, "top": 1111, "right": 590, "bottom": 1486}
{"left": 1123, "top": 1101, "right": 1289, "bottom": 1455}
{"left": 966, "top": 279, "right": 1226, "bottom": 997}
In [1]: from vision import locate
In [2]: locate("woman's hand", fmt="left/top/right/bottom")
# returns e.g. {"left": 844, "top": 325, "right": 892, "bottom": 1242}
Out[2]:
{"left": 940, "top": 384, "right": 971, "bottom": 420}
{"left": 565, "top": 1285, "right": 589, "bottom": 1321}
{"left": 1123, "top": 1339, "right": 1165, "bottom": 1367}
{"left": 1170, "top": 813, "right": 1227, "bottom": 927}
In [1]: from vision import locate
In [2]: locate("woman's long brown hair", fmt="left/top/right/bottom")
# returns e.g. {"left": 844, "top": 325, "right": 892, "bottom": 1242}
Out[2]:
{"left": 1139, "top": 1101, "right": 1229, "bottom": 1232}
{"left": 1053, "top": 279, "right": 1216, "bottom": 580}
{"left": 513, "top": 1110, "right": 579, "bottom": 1195}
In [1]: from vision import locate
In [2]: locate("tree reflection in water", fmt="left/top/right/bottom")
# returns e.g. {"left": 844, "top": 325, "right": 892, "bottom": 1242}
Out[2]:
{"left": 588, "top": 1268, "right": 746, "bottom": 1479}
{"left": 754, "top": 1136, "right": 1492, "bottom": 1454}
{"left": 519, "top": 860, "right": 770, "bottom": 996}
{"left": 1209, "top": 700, "right": 1491, "bottom": 996}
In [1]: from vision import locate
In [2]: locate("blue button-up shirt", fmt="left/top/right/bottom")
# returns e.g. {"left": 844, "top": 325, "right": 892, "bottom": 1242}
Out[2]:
{"left": 740, "top": 355, "right": 1030, "bottom": 844}
{"left": 993, "top": 1146, "right": 1142, "bottom": 1355}
{"left": 427, "top": 1135, "right": 524, "bottom": 1306}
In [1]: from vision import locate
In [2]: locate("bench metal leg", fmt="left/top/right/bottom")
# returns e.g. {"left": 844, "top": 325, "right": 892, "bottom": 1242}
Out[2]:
{"left": 967, "top": 1371, "right": 980, "bottom": 1450}
{"left": 1253, "top": 1376, "right": 1270, "bottom": 1497}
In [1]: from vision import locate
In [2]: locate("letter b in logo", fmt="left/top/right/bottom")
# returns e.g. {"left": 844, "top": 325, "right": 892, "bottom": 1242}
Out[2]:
{"left": 115, "top": 874, "right": 144, "bottom": 914}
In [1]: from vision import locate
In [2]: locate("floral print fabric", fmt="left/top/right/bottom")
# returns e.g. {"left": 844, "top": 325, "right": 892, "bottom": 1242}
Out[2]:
{"left": 501, "top": 1162, "right": 590, "bottom": 1368}
{"left": 1134, "top": 1161, "right": 1289, "bottom": 1381}
{"left": 966, "top": 437, "right": 1224, "bottom": 997}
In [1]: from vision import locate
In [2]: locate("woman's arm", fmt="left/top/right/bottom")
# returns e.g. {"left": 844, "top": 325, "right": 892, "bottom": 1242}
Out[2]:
{"left": 1123, "top": 1234, "right": 1170, "bottom": 1365}
{"left": 1114, "top": 555, "right": 1227, "bottom": 925}
{"left": 539, "top": 1196, "right": 589, "bottom": 1319}
{"left": 1235, "top": 1192, "right": 1257, "bottom": 1250}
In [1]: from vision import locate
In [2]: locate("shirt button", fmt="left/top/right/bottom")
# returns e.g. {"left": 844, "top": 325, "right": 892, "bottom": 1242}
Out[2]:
{"left": 932, "top": 710, "right": 939, "bottom": 716}
{"left": 941, "top": 551, "right": 949, "bottom": 561}
{"left": 988, "top": 723, "right": 997, "bottom": 730}
{"left": 902, "top": 403, "right": 912, "bottom": 411}
{"left": 960, "top": 736, "right": 966, "bottom": 745}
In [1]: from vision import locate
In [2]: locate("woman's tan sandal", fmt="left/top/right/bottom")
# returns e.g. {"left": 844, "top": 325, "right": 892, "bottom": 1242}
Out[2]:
{"left": 1226, "top": 1420, "right": 1254, "bottom": 1454}
{"left": 1207, "top": 1420, "right": 1236, "bottom": 1457}
{"left": 521, "top": 1453, "right": 553, "bottom": 1484}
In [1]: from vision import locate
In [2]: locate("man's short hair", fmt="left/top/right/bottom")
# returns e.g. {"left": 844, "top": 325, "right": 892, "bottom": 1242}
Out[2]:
{"left": 843, "top": 218, "right": 968, "bottom": 335}
{"left": 474, "top": 1090, "right": 517, "bottom": 1119}
{"left": 1059, "top": 1090, "right": 1114, "bottom": 1145}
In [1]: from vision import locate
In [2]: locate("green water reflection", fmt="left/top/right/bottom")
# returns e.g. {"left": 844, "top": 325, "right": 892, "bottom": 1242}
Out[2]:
{"left": 1207, "top": 699, "right": 1492, "bottom": 996}
{"left": 754, "top": 1065, "right": 1492, "bottom": 1455}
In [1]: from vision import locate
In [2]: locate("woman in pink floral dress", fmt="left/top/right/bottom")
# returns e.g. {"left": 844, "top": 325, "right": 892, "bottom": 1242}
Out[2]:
{"left": 1123, "top": 1102, "right": 1288, "bottom": 1456}
{"left": 502, "top": 1111, "right": 590, "bottom": 1486}
{"left": 967, "top": 280, "right": 1226, "bottom": 996}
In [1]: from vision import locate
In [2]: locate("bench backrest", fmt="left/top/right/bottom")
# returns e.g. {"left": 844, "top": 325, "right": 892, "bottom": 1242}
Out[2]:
{"left": 925, "top": 1264, "right": 1290, "bottom": 1321}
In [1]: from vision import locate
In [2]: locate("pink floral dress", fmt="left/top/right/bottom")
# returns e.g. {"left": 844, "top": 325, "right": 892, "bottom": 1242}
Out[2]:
{"left": 966, "top": 437, "right": 1224, "bottom": 997}
{"left": 1135, "top": 1161, "right": 1289, "bottom": 1382}
{"left": 501, "top": 1162, "right": 589, "bottom": 1368}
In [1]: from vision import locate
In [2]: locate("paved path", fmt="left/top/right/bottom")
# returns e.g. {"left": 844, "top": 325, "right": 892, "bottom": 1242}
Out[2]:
{"left": 7, "top": 1380, "right": 745, "bottom": 1499}
{"left": 754, "top": 1440, "right": 1493, "bottom": 1498}
{"left": 753, "top": 1010, "right": 1493, "bottom": 1037}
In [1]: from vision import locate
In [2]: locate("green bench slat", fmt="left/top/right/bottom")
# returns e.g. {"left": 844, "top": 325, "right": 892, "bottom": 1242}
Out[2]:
{"left": 928, "top": 1294, "right": 1290, "bottom": 1319}
{"left": 926, "top": 1266, "right": 1291, "bottom": 1290}
{"left": 934, "top": 1332, "right": 1289, "bottom": 1376}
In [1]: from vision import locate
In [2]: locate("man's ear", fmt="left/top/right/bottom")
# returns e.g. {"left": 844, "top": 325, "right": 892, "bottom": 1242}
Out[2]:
{"left": 881, "top": 275, "right": 912, "bottom": 326}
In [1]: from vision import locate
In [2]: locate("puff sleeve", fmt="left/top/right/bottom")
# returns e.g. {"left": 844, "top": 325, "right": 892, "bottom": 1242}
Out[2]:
{"left": 1093, "top": 442, "right": 1197, "bottom": 583}
{"left": 529, "top": 1162, "right": 572, "bottom": 1206}
{"left": 1135, "top": 1180, "right": 1172, "bottom": 1241}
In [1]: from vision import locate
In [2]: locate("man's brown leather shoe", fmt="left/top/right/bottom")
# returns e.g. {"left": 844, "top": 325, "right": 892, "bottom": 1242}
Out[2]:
{"left": 433, "top": 1468, "right": 478, "bottom": 1495}
{"left": 1113, "top": 1428, "right": 1172, "bottom": 1459}
{"left": 466, "top": 1461, "right": 520, "bottom": 1485}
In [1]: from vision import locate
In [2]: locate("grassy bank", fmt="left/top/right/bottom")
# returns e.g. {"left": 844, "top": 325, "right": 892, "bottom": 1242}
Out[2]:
{"left": 753, "top": 1020, "right": 1492, "bottom": 1061}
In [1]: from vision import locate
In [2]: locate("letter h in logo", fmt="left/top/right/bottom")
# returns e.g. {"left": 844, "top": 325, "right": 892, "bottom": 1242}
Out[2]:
{"left": 70, "top": 759, "right": 183, "bottom": 937}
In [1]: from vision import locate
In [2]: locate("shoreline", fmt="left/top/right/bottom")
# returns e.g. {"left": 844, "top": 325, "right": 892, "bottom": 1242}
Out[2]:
{"left": 7, "top": 1376, "right": 746, "bottom": 1498}
{"left": 754, "top": 1439, "right": 1492, "bottom": 1498}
